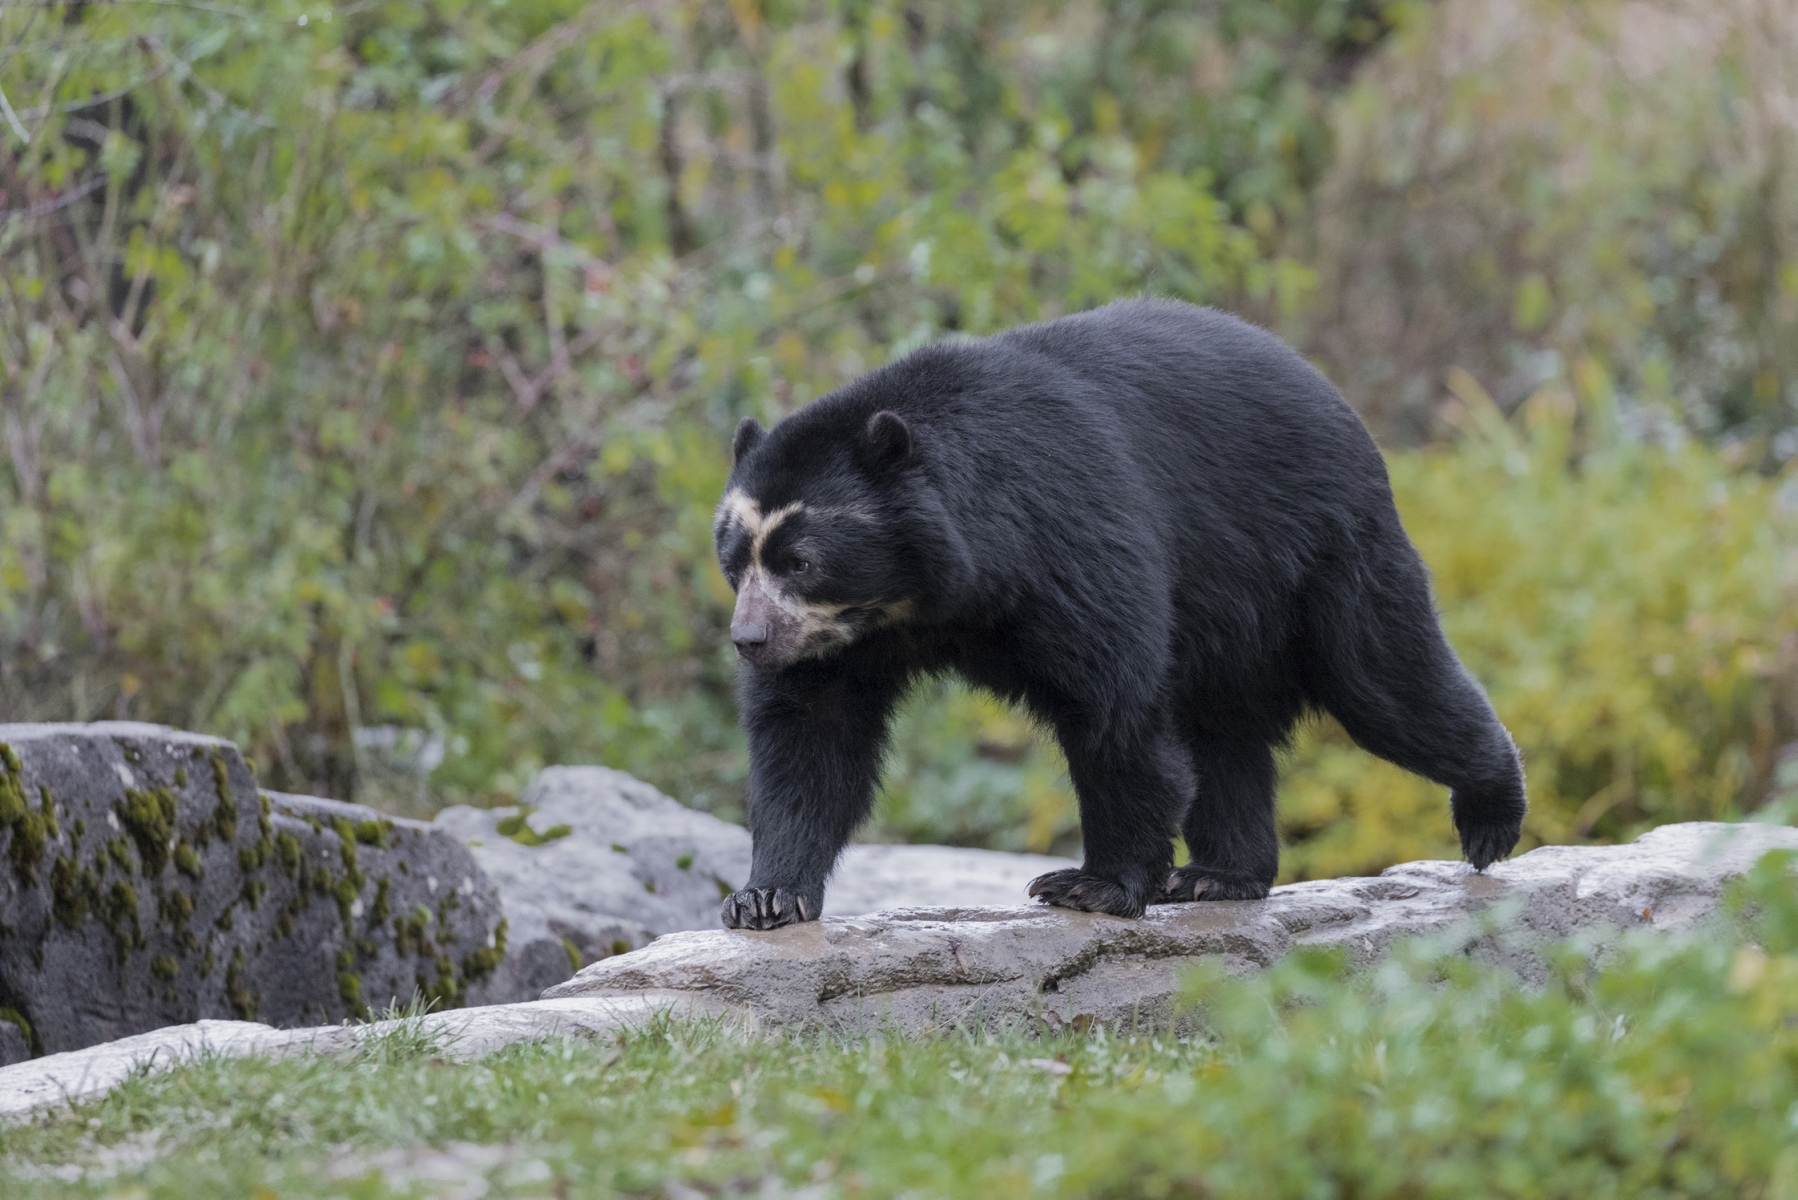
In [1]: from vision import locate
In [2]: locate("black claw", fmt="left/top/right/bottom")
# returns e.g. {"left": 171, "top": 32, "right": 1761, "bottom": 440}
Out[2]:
{"left": 1026, "top": 869, "right": 1147, "bottom": 918}
{"left": 720, "top": 886, "right": 821, "bottom": 931}
{"left": 1458, "top": 819, "right": 1522, "bottom": 872}
{"left": 1150, "top": 866, "right": 1268, "bottom": 905}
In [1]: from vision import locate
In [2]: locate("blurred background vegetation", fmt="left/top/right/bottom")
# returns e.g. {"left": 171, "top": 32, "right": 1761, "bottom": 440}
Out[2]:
{"left": 0, "top": 0, "right": 1793, "bottom": 879}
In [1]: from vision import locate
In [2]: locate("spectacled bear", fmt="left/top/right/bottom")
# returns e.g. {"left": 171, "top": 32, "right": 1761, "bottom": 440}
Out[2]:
{"left": 713, "top": 298, "right": 1525, "bottom": 930}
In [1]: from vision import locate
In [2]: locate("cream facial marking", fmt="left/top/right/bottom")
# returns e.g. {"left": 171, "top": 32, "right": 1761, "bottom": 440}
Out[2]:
{"left": 714, "top": 489, "right": 805, "bottom": 568}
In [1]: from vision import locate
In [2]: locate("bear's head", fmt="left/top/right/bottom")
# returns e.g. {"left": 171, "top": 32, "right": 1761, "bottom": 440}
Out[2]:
{"left": 714, "top": 408, "right": 921, "bottom": 670}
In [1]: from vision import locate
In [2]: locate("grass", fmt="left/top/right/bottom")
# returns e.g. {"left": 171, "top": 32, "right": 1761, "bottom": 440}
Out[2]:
{"left": 4, "top": 852, "right": 1798, "bottom": 1199}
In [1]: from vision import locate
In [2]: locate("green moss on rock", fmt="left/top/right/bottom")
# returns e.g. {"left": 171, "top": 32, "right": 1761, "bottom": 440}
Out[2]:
{"left": 150, "top": 955, "right": 179, "bottom": 981}
{"left": 50, "top": 855, "right": 98, "bottom": 928}
{"left": 117, "top": 787, "right": 178, "bottom": 876}
{"left": 333, "top": 949, "right": 367, "bottom": 1016}
{"left": 275, "top": 830, "right": 303, "bottom": 875}
{"left": 462, "top": 919, "right": 508, "bottom": 980}
{"left": 208, "top": 752, "right": 237, "bottom": 844}
{"left": 159, "top": 890, "right": 198, "bottom": 951}
{"left": 173, "top": 842, "right": 203, "bottom": 879}
{"left": 225, "top": 947, "right": 256, "bottom": 1020}
{"left": 0, "top": 1005, "right": 37, "bottom": 1057}
{"left": 355, "top": 819, "right": 393, "bottom": 847}
{"left": 371, "top": 877, "right": 391, "bottom": 926}
{"left": 7, "top": 807, "right": 51, "bottom": 883}
{"left": 0, "top": 754, "right": 59, "bottom": 884}
{"left": 103, "top": 882, "right": 143, "bottom": 959}
{"left": 330, "top": 816, "right": 365, "bottom": 888}
{"left": 495, "top": 806, "right": 571, "bottom": 846}
{"left": 394, "top": 905, "right": 435, "bottom": 958}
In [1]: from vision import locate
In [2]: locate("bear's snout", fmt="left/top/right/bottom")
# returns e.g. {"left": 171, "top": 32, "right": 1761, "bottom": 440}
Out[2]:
{"left": 731, "top": 571, "right": 798, "bottom": 668}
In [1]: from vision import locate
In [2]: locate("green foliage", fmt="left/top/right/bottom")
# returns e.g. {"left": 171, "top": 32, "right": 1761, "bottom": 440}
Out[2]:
{"left": 0, "top": 0, "right": 1792, "bottom": 884}
{"left": 1304, "top": 0, "right": 1798, "bottom": 449}
{"left": 0, "top": 0, "right": 1317, "bottom": 813}
{"left": 6, "top": 848, "right": 1798, "bottom": 1197}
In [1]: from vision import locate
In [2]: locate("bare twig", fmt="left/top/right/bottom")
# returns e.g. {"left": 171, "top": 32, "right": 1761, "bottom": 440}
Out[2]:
{"left": 0, "top": 175, "right": 104, "bottom": 223}
{"left": 0, "top": 81, "right": 29, "bottom": 144}
{"left": 469, "top": 0, "right": 659, "bottom": 106}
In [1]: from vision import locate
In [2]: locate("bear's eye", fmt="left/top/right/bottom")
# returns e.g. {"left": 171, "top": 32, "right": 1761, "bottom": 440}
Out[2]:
{"left": 791, "top": 558, "right": 810, "bottom": 575}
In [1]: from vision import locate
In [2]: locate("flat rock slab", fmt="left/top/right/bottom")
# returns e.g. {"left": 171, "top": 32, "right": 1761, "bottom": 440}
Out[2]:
{"left": 0, "top": 724, "right": 509, "bottom": 1064}
{"left": 546, "top": 822, "right": 1798, "bottom": 1033}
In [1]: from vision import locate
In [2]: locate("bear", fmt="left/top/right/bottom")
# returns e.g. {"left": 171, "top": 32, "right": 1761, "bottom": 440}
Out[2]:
{"left": 713, "top": 298, "right": 1525, "bottom": 930}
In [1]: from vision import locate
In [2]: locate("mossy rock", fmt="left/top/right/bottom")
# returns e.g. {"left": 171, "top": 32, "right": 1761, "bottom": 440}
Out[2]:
{"left": 0, "top": 723, "right": 508, "bottom": 1059}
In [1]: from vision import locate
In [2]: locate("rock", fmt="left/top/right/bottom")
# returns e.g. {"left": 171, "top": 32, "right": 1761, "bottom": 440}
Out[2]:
{"left": 4, "top": 820, "right": 1794, "bottom": 1121}
{"left": 0, "top": 1020, "right": 328, "bottom": 1120}
{"left": 825, "top": 845, "right": 1079, "bottom": 916}
{"left": 0, "top": 723, "right": 509, "bottom": 1058}
{"left": 434, "top": 766, "right": 756, "bottom": 997}
{"left": 0, "top": 1014, "right": 26, "bottom": 1069}
{"left": 544, "top": 822, "right": 1798, "bottom": 1034}
{"left": 0, "top": 994, "right": 720, "bottom": 1121}
{"left": 437, "top": 765, "right": 1079, "bottom": 996}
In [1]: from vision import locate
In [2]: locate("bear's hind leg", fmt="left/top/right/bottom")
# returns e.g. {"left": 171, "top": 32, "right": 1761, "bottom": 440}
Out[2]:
{"left": 1154, "top": 738, "right": 1279, "bottom": 903}
{"left": 1307, "top": 585, "right": 1526, "bottom": 871}
{"left": 1028, "top": 725, "right": 1189, "bottom": 918}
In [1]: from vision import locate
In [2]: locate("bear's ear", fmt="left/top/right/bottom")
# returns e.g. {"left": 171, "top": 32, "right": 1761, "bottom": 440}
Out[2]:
{"left": 860, "top": 410, "right": 915, "bottom": 474}
{"left": 732, "top": 417, "right": 766, "bottom": 463}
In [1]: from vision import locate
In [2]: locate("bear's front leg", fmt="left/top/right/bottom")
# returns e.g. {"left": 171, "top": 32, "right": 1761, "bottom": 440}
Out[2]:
{"left": 721, "top": 655, "right": 907, "bottom": 931}
{"left": 1028, "top": 725, "right": 1190, "bottom": 919}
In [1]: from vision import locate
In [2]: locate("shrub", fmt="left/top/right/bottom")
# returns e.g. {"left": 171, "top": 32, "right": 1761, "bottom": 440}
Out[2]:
{"left": 1303, "top": 0, "right": 1798, "bottom": 450}
{"left": 0, "top": 0, "right": 1317, "bottom": 811}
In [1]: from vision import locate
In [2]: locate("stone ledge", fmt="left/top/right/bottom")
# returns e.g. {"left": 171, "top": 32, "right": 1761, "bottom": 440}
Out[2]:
{"left": 542, "top": 821, "right": 1798, "bottom": 1032}
{"left": 3, "top": 820, "right": 1793, "bottom": 1121}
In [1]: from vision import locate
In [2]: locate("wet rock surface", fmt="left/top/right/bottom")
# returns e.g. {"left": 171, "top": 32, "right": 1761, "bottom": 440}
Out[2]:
{"left": 0, "top": 724, "right": 508, "bottom": 1064}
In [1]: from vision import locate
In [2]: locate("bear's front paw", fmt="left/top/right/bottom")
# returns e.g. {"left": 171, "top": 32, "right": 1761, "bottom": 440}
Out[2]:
{"left": 1149, "top": 865, "right": 1270, "bottom": 904}
{"left": 721, "top": 886, "right": 819, "bottom": 931}
{"left": 1457, "top": 818, "right": 1522, "bottom": 873}
{"left": 1026, "top": 868, "right": 1147, "bottom": 918}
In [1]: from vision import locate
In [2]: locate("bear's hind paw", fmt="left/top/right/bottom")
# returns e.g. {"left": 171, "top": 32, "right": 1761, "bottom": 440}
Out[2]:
{"left": 1027, "top": 868, "right": 1147, "bottom": 918}
{"left": 1457, "top": 818, "right": 1522, "bottom": 873}
{"left": 1150, "top": 866, "right": 1271, "bottom": 904}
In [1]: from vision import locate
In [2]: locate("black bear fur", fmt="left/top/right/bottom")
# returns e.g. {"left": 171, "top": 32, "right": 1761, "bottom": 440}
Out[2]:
{"left": 713, "top": 299, "right": 1525, "bottom": 929}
